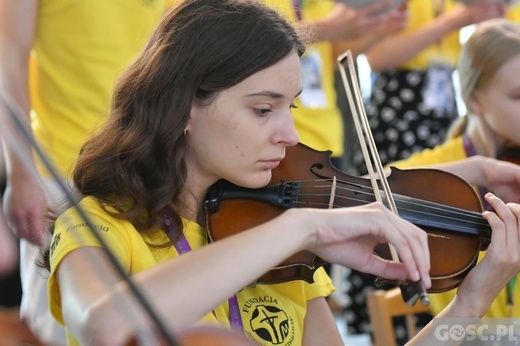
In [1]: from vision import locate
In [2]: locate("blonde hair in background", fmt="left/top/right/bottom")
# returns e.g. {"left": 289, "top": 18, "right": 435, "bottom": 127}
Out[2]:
{"left": 447, "top": 19, "right": 520, "bottom": 139}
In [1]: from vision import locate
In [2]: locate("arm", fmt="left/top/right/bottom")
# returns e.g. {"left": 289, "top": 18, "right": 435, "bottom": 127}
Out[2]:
{"left": 302, "top": 297, "right": 344, "bottom": 346}
{"left": 298, "top": 2, "right": 403, "bottom": 43}
{"left": 408, "top": 193, "right": 520, "bottom": 345}
{"left": 57, "top": 204, "right": 431, "bottom": 345}
{"left": 332, "top": 7, "right": 408, "bottom": 59}
{"left": 398, "top": 155, "right": 520, "bottom": 204}
{"left": 366, "top": 0, "right": 506, "bottom": 71}
{"left": 0, "top": 143, "right": 16, "bottom": 273}
{"left": 0, "top": 202, "right": 16, "bottom": 274}
{"left": 0, "top": 0, "right": 48, "bottom": 245}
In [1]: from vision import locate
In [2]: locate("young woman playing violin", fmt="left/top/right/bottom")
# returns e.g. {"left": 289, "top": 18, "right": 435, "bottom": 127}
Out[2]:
{"left": 391, "top": 18, "right": 520, "bottom": 321}
{"left": 41, "top": 1, "right": 520, "bottom": 345}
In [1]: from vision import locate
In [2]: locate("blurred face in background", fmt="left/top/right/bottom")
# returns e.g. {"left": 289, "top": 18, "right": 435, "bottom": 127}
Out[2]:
{"left": 471, "top": 53, "right": 520, "bottom": 147}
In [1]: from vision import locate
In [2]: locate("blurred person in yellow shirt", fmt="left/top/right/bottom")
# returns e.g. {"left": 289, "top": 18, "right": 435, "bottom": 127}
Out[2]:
{"left": 0, "top": 1, "right": 173, "bottom": 344}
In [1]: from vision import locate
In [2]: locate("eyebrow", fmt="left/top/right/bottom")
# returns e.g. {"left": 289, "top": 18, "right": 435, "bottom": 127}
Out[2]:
{"left": 245, "top": 89, "right": 303, "bottom": 99}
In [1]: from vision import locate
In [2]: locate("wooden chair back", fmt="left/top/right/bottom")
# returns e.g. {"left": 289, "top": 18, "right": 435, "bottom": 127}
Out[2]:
{"left": 367, "top": 287, "right": 432, "bottom": 346}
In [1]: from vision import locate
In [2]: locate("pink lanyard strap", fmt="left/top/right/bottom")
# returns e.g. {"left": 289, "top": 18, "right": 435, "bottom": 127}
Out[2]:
{"left": 164, "top": 217, "right": 244, "bottom": 332}
{"left": 292, "top": 0, "right": 303, "bottom": 21}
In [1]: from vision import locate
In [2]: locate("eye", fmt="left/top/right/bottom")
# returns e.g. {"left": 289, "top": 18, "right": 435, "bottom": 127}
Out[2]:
{"left": 253, "top": 108, "right": 273, "bottom": 116}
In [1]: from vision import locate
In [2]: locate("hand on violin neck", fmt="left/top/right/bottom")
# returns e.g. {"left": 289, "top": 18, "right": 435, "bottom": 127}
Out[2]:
{"left": 455, "top": 193, "right": 520, "bottom": 318}
{"left": 427, "top": 155, "right": 520, "bottom": 204}
{"left": 480, "top": 157, "right": 520, "bottom": 204}
{"left": 300, "top": 203, "right": 431, "bottom": 288}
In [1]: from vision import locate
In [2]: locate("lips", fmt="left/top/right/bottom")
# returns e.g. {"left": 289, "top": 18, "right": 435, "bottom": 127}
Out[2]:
{"left": 260, "top": 159, "right": 282, "bottom": 169}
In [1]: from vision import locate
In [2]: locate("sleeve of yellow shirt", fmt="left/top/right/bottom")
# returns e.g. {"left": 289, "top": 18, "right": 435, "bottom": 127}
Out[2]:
{"left": 48, "top": 197, "right": 133, "bottom": 324}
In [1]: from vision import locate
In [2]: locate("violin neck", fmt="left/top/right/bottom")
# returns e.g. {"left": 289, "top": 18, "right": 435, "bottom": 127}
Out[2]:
{"left": 391, "top": 193, "right": 491, "bottom": 240}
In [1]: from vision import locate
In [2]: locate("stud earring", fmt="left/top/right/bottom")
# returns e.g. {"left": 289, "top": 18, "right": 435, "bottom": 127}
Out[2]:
{"left": 184, "top": 128, "right": 188, "bottom": 136}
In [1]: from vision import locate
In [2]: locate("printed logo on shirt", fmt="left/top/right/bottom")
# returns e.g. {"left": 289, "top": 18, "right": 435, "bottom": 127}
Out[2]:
{"left": 50, "top": 232, "right": 61, "bottom": 257}
{"left": 66, "top": 222, "right": 110, "bottom": 233}
{"left": 242, "top": 296, "right": 295, "bottom": 345}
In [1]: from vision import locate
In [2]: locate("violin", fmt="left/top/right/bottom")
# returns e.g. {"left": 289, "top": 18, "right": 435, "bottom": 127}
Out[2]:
{"left": 126, "top": 325, "right": 255, "bottom": 346}
{"left": 204, "top": 142, "right": 491, "bottom": 293}
{"left": 0, "top": 307, "right": 46, "bottom": 346}
{"left": 497, "top": 145, "right": 520, "bottom": 166}
{"left": 177, "top": 326, "right": 255, "bottom": 346}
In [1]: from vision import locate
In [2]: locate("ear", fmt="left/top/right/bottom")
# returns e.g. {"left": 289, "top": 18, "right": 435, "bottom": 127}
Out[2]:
{"left": 467, "top": 90, "right": 482, "bottom": 115}
{"left": 185, "top": 102, "right": 199, "bottom": 134}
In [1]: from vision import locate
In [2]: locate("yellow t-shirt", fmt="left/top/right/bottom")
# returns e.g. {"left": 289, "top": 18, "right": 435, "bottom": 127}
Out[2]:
{"left": 391, "top": 136, "right": 520, "bottom": 318}
{"left": 30, "top": 0, "right": 173, "bottom": 178}
{"left": 264, "top": 0, "right": 344, "bottom": 157}
{"left": 389, "top": 135, "right": 466, "bottom": 168}
{"left": 400, "top": 1, "right": 520, "bottom": 70}
{"left": 48, "top": 197, "right": 333, "bottom": 345}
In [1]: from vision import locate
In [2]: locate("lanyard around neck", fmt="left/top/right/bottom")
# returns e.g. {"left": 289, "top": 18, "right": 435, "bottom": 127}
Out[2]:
{"left": 292, "top": 0, "right": 303, "bottom": 21}
{"left": 164, "top": 217, "right": 244, "bottom": 332}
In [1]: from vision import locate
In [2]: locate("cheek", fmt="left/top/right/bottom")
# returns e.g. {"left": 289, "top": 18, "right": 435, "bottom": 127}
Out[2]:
{"left": 223, "top": 122, "right": 263, "bottom": 155}
{"left": 486, "top": 102, "right": 520, "bottom": 135}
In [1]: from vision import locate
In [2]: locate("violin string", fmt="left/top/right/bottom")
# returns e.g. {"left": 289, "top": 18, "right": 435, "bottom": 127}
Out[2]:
{"left": 293, "top": 196, "right": 488, "bottom": 227}
{"left": 288, "top": 177, "right": 486, "bottom": 220}
{"left": 297, "top": 179, "right": 487, "bottom": 222}
{"left": 283, "top": 178, "right": 489, "bottom": 226}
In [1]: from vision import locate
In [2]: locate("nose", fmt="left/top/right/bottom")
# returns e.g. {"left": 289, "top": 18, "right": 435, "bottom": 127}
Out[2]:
{"left": 274, "top": 110, "right": 299, "bottom": 146}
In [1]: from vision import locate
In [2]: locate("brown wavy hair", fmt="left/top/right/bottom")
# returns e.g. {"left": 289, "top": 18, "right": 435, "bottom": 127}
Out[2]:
{"left": 40, "top": 0, "right": 306, "bottom": 270}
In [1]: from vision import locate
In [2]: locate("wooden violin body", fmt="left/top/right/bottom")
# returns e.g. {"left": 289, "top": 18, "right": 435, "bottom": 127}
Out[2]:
{"left": 498, "top": 146, "right": 520, "bottom": 165}
{"left": 205, "top": 143, "right": 491, "bottom": 292}
{"left": 127, "top": 325, "right": 255, "bottom": 346}
{"left": 178, "top": 326, "right": 255, "bottom": 346}
{"left": 0, "top": 307, "right": 45, "bottom": 346}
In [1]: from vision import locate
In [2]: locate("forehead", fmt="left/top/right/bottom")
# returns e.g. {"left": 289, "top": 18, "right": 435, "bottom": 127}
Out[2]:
{"left": 223, "top": 52, "right": 302, "bottom": 99}
{"left": 490, "top": 54, "right": 520, "bottom": 86}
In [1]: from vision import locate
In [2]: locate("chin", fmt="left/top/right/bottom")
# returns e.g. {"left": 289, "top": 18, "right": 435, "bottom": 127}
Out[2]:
{"left": 232, "top": 171, "right": 272, "bottom": 189}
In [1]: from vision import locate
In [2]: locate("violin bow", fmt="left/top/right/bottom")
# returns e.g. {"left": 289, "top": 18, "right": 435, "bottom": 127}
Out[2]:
{"left": 337, "top": 50, "right": 429, "bottom": 307}
{"left": 0, "top": 94, "right": 180, "bottom": 345}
